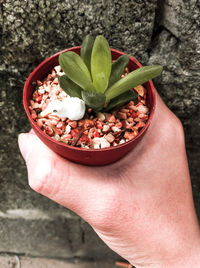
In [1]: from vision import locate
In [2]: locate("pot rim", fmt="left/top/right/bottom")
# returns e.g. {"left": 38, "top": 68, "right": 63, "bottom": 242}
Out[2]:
{"left": 23, "top": 47, "right": 156, "bottom": 152}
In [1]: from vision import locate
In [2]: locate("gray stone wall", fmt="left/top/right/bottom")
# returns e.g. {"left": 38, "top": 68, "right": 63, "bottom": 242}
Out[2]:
{"left": 0, "top": 0, "right": 199, "bottom": 260}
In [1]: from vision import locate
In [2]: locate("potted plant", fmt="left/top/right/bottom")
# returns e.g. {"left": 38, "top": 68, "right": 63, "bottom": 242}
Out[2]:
{"left": 23, "top": 35, "right": 162, "bottom": 165}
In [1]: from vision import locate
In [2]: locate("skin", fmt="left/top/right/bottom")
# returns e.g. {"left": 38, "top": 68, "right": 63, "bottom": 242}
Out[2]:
{"left": 18, "top": 93, "right": 200, "bottom": 268}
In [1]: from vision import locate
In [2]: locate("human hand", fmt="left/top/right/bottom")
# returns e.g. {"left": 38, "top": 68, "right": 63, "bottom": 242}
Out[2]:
{"left": 18, "top": 92, "right": 200, "bottom": 268}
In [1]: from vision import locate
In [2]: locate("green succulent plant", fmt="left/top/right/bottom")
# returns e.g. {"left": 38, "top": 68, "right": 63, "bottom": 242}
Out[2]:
{"left": 58, "top": 35, "right": 163, "bottom": 112}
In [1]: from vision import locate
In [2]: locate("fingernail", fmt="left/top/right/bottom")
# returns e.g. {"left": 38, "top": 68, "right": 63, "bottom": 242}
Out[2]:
{"left": 18, "top": 133, "right": 31, "bottom": 161}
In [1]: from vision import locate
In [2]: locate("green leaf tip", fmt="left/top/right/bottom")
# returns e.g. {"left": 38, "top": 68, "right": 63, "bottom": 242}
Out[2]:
{"left": 58, "top": 52, "right": 96, "bottom": 92}
{"left": 108, "top": 54, "right": 130, "bottom": 88}
{"left": 105, "top": 65, "right": 163, "bottom": 101}
{"left": 81, "top": 35, "right": 95, "bottom": 73}
{"left": 91, "top": 35, "right": 112, "bottom": 93}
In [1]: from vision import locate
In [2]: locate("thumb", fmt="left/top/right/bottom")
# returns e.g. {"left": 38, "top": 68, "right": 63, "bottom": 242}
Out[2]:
{"left": 18, "top": 132, "right": 96, "bottom": 218}
{"left": 18, "top": 133, "right": 33, "bottom": 162}
{"left": 17, "top": 132, "right": 120, "bottom": 229}
{"left": 18, "top": 132, "right": 70, "bottom": 198}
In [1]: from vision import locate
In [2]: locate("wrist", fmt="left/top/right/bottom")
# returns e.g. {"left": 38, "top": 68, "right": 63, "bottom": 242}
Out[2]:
{"left": 128, "top": 238, "right": 200, "bottom": 268}
{"left": 164, "top": 249, "right": 200, "bottom": 268}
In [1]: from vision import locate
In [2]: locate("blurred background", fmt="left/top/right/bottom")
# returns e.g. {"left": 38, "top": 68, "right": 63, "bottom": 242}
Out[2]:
{"left": 0, "top": 0, "right": 199, "bottom": 267}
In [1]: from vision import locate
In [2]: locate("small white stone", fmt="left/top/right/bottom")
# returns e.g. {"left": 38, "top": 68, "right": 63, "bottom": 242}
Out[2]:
{"left": 93, "top": 137, "right": 110, "bottom": 149}
{"left": 32, "top": 102, "right": 41, "bottom": 109}
{"left": 93, "top": 137, "right": 101, "bottom": 145}
{"left": 53, "top": 134, "right": 61, "bottom": 141}
{"left": 44, "top": 84, "right": 51, "bottom": 93}
{"left": 65, "top": 125, "right": 71, "bottom": 134}
{"left": 137, "top": 104, "right": 149, "bottom": 114}
{"left": 102, "top": 124, "right": 110, "bottom": 132}
{"left": 57, "top": 71, "right": 65, "bottom": 76}
{"left": 38, "top": 88, "right": 45, "bottom": 94}
{"left": 54, "top": 65, "right": 62, "bottom": 73}
{"left": 38, "top": 86, "right": 44, "bottom": 90}
{"left": 100, "top": 139, "right": 110, "bottom": 149}
{"left": 111, "top": 126, "right": 121, "bottom": 132}
{"left": 97, "top": 112, "right": 105, "bottom": 121}
{"left": 94, "top": 143, "right": 100, "bottom": 149}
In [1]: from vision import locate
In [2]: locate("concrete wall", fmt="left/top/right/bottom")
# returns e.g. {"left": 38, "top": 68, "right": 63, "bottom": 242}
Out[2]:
{"left": 0, "top": 0, "right": 199, "bottom": 260}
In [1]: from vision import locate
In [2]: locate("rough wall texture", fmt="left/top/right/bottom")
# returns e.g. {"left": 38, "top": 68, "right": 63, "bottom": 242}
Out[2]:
{"left": 0, "top": 0, "right": 199, "bottom": 260}
{"left": 149, "top": 0, "right": 200, "bottom": 215}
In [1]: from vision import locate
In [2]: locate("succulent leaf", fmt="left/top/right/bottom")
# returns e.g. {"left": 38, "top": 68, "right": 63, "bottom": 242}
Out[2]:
{"left": 91, "top": 35, "right": 112, "bottom": 93}
{"left": 62, "top": 51, "right": 92, "bottom": 80}
{"left": 59, "top": 75, "right": 82, "bottom": 98}
{"left": 108, "top": 54, "right": 130, "bottom": 88}
{"left": 106, "top": 90, "right": 138, "bottom": 111}
{"left": 81, "top": 35, "right": 95, "bottom": 73}
{"left": 59, "top": 52, "right": 96, "bottom": 92}
{"left": 81, "top": 90, "right": 106, "bottom": 110}
{"left": 105, "top": 65, "right": 163, "bottom": 101}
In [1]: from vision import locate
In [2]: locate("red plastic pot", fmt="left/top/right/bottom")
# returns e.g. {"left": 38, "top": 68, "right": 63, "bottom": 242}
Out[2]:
{"left": 23, "top": 47, "right": 156, "bottom": 166}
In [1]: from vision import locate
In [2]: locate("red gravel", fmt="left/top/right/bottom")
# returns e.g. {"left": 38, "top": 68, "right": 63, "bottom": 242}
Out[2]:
{"left": 29, "top": 66, "right": 149, "bottom": 149}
